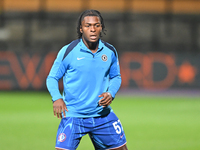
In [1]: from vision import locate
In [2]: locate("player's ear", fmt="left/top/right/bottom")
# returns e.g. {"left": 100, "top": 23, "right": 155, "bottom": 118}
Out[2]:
{"left": 80, "top": 25, "right": 83, "bottom": 33}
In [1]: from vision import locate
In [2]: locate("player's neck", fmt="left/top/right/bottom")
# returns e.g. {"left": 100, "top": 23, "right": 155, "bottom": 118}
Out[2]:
{"left": 82, "top": 38, "right": 99, "bottom": 53}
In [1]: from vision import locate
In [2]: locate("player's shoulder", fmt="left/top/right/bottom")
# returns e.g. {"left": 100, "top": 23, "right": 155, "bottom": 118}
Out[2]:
{"left": 61, "top": 39, "right": 80, "bottom": 52}
{"left": 101, "top": 40, "right": 116, "bottom": 51}
{"left": 101, "top": 40, "right": 117, "bottom": 56}
{"left": 59, "top": 39, "right": 81, "bottom": 60}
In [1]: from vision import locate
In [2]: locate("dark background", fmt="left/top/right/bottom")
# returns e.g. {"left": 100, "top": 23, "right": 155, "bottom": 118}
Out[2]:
{"left": 0, "top": 0, "right": 200, "bottom": 90}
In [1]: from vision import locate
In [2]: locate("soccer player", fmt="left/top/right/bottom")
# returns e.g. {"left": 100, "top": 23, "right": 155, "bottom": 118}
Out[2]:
{"left": 46, "top": 9, "right": 128, "bottom": 150}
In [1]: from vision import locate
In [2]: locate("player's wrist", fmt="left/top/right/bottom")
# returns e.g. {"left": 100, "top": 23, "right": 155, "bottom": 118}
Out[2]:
{"left": 106, "top": 92, "right": 114, "bottom": 100}
{"left": 107, "top": 92, "right": 111, "bottom": 96}
{"left": 52, "top": 98, "right": 63, "bottom": 103}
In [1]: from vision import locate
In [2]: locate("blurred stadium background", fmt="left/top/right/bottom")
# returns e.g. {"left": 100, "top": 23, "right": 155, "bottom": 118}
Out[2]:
{"left": 0, "top": 0, "right": 200, "bottom": 150}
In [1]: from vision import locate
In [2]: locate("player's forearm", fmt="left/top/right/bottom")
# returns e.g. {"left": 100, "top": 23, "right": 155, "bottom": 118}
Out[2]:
{"left": 46, "top": 76, "right": 62, "bottom": 101}
{"left": 107, "top": 75, "right": 121, "bottom": 99}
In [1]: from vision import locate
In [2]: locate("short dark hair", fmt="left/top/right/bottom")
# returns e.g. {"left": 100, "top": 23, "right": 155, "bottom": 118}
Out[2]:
{"left": 77, "top": 9, "right": 106, "bottom": 38}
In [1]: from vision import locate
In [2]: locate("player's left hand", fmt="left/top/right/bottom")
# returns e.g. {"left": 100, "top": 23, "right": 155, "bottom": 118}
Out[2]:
{"left": 98, "top": 92, "right": 112, "bottom": 107}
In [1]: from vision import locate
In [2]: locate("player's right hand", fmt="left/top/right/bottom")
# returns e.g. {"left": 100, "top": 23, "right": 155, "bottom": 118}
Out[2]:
{"left": 53, "top": 98, "right": 68, "bottom": 119}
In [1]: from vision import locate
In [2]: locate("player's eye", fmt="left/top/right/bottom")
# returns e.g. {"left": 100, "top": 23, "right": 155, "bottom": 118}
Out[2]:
{"left": 95, "top": 24, "right": 100, "bottom": 27}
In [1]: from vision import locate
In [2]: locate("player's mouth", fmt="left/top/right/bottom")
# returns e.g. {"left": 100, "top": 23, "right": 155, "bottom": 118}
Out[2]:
{"left": 90, "top": 35, "right": 98, "bottom": 40}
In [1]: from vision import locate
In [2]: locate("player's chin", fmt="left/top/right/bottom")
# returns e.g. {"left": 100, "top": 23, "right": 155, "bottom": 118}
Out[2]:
{"left": 89, "top": 37, "right": 99, "bottom": 42}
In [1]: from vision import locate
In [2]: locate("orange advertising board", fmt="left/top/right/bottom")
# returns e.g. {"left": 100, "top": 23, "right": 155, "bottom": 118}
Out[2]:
{"left": 0, "top": 51, "right": 199, "bottom": 90}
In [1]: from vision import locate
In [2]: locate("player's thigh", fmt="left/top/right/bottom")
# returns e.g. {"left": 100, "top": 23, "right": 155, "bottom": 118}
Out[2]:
{"left": 55, "top": 117, "right": 84, "bottom": 150}
{"left": 111, "top": 144, "right": 128, "bottom": 150}
{"left": 90, "top": 112, "right": 127, "bottom": 150}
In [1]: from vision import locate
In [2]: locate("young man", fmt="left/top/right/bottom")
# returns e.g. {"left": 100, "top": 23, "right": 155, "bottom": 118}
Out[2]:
{"left": 46, "top": 9, "right": 128, "bottom": 150}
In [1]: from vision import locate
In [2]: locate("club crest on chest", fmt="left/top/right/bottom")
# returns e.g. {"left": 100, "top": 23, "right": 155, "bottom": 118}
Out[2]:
{"left": 101, "top": 54, "right": 108, "bottom": 62}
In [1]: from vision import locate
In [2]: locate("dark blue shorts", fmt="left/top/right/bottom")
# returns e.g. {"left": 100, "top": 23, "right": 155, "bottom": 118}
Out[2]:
{"left": 55, "top": 112, "right": 127, "bottom": 150}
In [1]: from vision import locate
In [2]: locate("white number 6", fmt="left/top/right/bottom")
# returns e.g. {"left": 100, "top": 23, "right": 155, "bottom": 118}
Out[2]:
{"left": 112, "top": 120, "right": 122, "bottom": 134}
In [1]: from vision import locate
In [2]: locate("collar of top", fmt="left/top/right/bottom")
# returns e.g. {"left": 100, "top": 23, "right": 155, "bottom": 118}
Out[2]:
{"left": 79, "top": 38, "right": 104, "bottom": 53}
